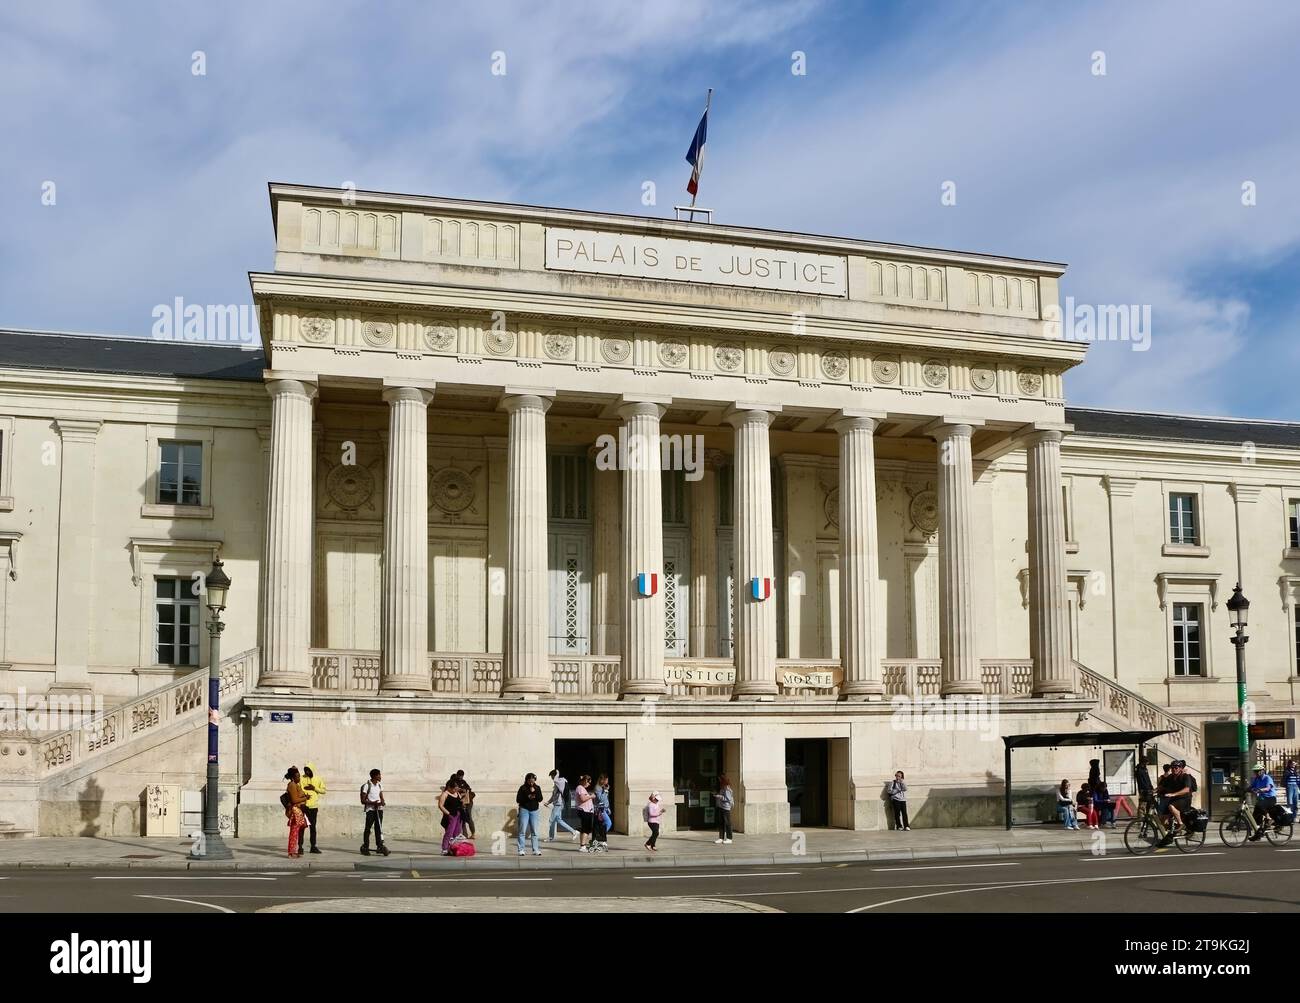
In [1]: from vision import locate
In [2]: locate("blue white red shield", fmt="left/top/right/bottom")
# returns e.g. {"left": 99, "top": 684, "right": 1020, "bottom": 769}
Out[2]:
{"left": 637, "top": 572, "right": 658, "bottom": 597}
{"left": 750, "top": 577, "right": 772, "bottom": 601}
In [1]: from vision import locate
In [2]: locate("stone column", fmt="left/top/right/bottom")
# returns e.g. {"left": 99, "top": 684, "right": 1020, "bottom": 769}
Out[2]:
{"left": 1026, "top": 428, "right": 1074, "bottom": 696}
{"left": 1104, "top": 475, "right": 1137, "bottom": 680}
{"left": 619, "top": 400, "right": 668, "bottom": 697}
{"left": 260, "top": 378, "right": 317, "bottom": 688}
{"left": 590, "top": 445, "right": 621, "bottom": 657}
{"left": 835, "top": 412, "right": 886, "bottom": 699}
{"left": 932, "top": 420, "right": 981, "bottom": 696}
{"left": 379, "top": 383, "right": 435, "bottom": 692}
{"left": 726, "top": 406, "right": 778, "bottom": 699}
{"left": 52, "top": 418, "right": 102, "bottom": 694}
{"left": 501, "top": 392, "right": 552, "bottom": 697}
{"left": 689, "top": 450, "right": 724, "bottom": 658}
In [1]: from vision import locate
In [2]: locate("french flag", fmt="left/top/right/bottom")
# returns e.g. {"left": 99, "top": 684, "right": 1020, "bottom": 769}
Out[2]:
{"left": 750, "top": 577, "right": 772, "bottom": 601}
{"left": 685, "top": 105, "right": 708, "bottom": 197}
{"left": 637, "top": 572, "right": 659, "bottom": 597}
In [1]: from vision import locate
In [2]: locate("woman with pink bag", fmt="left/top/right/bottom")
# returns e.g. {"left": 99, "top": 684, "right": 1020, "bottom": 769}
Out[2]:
{"left": 438, "top": 775, "right": 465, "bottom": 854}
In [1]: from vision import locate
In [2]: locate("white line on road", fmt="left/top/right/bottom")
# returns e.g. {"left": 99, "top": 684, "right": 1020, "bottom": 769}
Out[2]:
{"left": 361, "top": 877, "right": 553, "bottom": 883}
{"left": 633, "top": 872, "right": 800, "bottom": 880}
{"left": 93, "top": 876, "right": 276, "bottom": 881}
{"left": 1081, "top": 853, "right": 1224, "bottom": 861}
{"left": 135, "top": 895, "right": 235, "bottom": 913}
{"left": 871, "top": 862, "right": 1019, "bottom": 873}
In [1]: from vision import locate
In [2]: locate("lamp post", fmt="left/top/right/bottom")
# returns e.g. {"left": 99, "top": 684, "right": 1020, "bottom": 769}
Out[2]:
{"left": 1226, "top": 583, "right": 1250, "bottom": 796}
{"left": 193, "top": 558, "right": 234, "bottom": 860}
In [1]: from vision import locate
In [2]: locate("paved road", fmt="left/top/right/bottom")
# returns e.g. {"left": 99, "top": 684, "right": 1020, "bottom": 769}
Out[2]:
{"left": 3, "top": 845, "right": 1298, "bottom": 913}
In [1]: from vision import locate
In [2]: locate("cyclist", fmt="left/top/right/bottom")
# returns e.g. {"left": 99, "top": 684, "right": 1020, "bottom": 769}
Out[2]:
{"left": 1247, "top": 763, "right": 1277, "bottom": 842}
{"left": 1159, "top": 760, "right": 1196, "bottom": 835}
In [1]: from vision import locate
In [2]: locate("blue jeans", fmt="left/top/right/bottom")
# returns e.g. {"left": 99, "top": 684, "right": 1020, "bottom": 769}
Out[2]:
{"left": 1059, "top": 804, "right": 1077, "bottom": 828}
{"left": 517, "top": 808, "right": 541, "bottom": 853}
{"left": 548, "top": 804, "right": 576, "bottom": 839}
{"left": 1287, "top": 780, "right": 1298, "bottom": 815}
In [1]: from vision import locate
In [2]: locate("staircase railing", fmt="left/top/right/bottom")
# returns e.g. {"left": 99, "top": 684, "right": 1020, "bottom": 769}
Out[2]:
{"left": 35, "top": 649, "right": 258, "bottom": 780}
{"left": 1076, "top": 660, "right": 1201, "bottom": 761}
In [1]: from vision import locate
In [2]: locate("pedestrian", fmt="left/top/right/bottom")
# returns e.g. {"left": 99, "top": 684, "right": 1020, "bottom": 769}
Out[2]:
{"left": 1285, "top": 758, "right": 1299, "bottom": 817}
{"left": 574, "top": 774, "right": 596, "bottom": 852}
{"left": 297, "top": 762, "right": 326, "bottom": 855}
{"left": 1247, "top": 763, "right": 1277, "bottom": 841}
{"left": 359, "top": 768, "right": 389, "bottom": 856}
{"left": 283, "top": 766, "right": 309, "bottom": 858}
{"left": 516, "top": 772, "right": 544, "bottom": 856}
{"left": 545, "top": 769, "right": 579, "bottom": 842}
{"left": 887, "top": 771, "right": 910, "bottom": 831}
{"left": 438, "top": 775, "right": 465, "bottom": 854}
{"left": 1076, "top": 782, "right": 1098, "bottom": 828}
{"left": 593, "top": 773, "right": 612, "bottom": 846}
{"left": 644, "top": 791, "right": 664, "bottom": 851}
{"left": 713, "top": 774, "right": 735, "bottom": 844}
{"left": 1058, "top": 780, "right": 1079, "bottom": 829}
{"left": 455, "top": 770, "right": 476, "bottom": 839}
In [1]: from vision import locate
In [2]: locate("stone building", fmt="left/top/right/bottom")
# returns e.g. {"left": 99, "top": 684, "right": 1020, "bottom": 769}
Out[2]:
{"left": 1, "top": 183, "right": 1297, "bottom": 838}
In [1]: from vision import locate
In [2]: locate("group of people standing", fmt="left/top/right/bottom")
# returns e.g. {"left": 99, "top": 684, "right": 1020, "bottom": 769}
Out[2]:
{"left": 1057, "top": 759, "right": 1117, "bottom": 830}
{"left": 525, "top": 770, "right": 614, "bottom": 854}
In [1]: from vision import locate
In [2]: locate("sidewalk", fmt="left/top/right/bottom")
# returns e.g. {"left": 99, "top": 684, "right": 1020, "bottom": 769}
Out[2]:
{"left": 0, "top": 823, "right": 1110, "bottom": 871}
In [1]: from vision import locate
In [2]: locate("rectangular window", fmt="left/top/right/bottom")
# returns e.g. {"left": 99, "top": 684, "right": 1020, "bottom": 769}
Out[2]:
{"left": 1169, "top": 493, "right": 1199, "bottom": 546}
{"left": 1289, "top": 500, "right": 1299, "bottom": 549}
{"left": 547, "top": 454, "right": 589, "bottom": 521}
{"left": 159, "top": 441, "right": 203, "bottom": 505}
{"left": 1172, "top": 603, "right": 1203, "bottom": 677}
{"left": 155, "top": 577, "right": 200, "bottom": 666}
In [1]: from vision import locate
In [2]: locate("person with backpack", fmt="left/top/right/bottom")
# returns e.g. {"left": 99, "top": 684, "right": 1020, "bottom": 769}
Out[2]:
{"left": 643, "top": 791, "right": 664, "bottom": 851}
{"left": 297, "top": 762, "right": 326, "bottom": 855}
{"left": 283, "top": 766, "right": 310, "bottom": 858}
{"left": 438, "top": 775, "right": 465, "bottom": 854}
{"left": 713, "top": 775, "right": 735, "bottom": 844}
{"left": 545, "top": 769, "right": 579, "bottom": 842}
{"left": 359, "top": 768, "right": 390, "bottom": 856}
{"left": 516, "top": 772, "right": 545, "bottom": 856}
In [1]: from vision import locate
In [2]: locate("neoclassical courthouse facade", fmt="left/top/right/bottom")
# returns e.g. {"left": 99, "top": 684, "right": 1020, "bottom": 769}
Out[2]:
{"left": 1, "top": 183, "right": 1298, "bottom": 838}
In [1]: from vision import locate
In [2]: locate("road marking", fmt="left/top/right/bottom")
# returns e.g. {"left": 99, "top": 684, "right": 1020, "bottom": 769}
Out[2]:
{"left": 871, "top": 862, "right": 1019, "bottom": 873}
{"left": 135, "top": 894, "right": 235, "bottom": 913}
{"left": 845, "top": 864, "right": 1300, "bottom": 913}
{"left": 1082, "top": 852, "right": 1223, "bottom": 861}
{"left": 361, "top": 877, "right": 553, "bottom": 883}
{"left": 634, "top": 872, "right": 800, "bottom": 880}
{"left": 94, "top": 875, "right": 275, "bottom": 881}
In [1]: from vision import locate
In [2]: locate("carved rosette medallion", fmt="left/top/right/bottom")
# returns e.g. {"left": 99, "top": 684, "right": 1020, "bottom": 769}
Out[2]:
{"left": 424, "top": 324, "right": 456, "bottom": 352}
{"left": 970, "top": 367, "right": 996, "bottom": 392}
{"left": 326, "top": 463, "right": 376, "bottom": 510}
{"left": 543, "top": 332, "right": 575, "bottom": 360}
{"left": 361, "top": 320, "right": 395, "bottom": 347}
{"left": 872, "top": 358, "right": 900, "bottom": 384}
{"left": 1018, "top": 370, "right": 1043, "bottom": 396}
{"left": 658, "top": 341, "right": 688, "bottom": 367}
{"left": 768, "top": 347, "right": 796, "bottom": 376}
{"left": 601, "top": 337, "right": 632, "bottom": 364}
{"left": 909, "top": 489, "right": 939, "bottom": 536}
{"left": 821, "top": 351, "right": 849, "bottom": 381}
{"left": 430, "top": 467, "right": 476, "bottom": 514}
{"left": 484, "top": 329, "right": 516, "bottom": 356}
{"left": 824, "top": 485, "right": 840, "bottom": 529}
{"left": 922, "top": 360, "right": 949, "bottom": 388}
{"left": 299, "top": 314, "right": 334, "bottom": 344}
{"left": 714, "top": 343, "right": 744, "bottom": 372}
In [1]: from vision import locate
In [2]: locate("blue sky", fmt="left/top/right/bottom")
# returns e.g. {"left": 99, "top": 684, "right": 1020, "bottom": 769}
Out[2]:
{"left": 2, "top": 0, "right": 1297, "bottom": 419}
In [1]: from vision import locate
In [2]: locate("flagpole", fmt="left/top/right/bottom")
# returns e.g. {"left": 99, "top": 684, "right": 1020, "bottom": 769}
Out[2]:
{"left": 689, "top": 88, "right": 712, "bottom": 210}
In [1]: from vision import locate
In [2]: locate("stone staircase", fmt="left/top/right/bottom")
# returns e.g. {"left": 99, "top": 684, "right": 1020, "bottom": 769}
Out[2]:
{"left": 1076, "top": 661, "right": 1201, "bottom": 765}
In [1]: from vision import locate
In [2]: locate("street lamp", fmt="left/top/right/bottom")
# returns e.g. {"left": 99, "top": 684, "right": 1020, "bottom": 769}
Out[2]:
{"left": 192, "top": 558, "right": 234, "bottom": 860}
{"left": 1226, "top": 583, "right": 1250, "bottom": 796}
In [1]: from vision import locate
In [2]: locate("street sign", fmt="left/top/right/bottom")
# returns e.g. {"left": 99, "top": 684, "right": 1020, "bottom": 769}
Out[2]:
{"left": 270, "top": 711, "right": 294, "bottom": 724}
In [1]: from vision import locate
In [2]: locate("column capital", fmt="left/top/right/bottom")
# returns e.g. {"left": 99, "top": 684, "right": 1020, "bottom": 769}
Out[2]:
{"left": 724, "top": 403, "right": 780, "bottom": 428}
{"left": 924, "top": 416, "right": 984, "bottom": 440}
{"left": 1017, "top": 421, "right": 1073, "bottom": 447}
{"left": 1103, "top": 474, "right": 1139, "bottom": 498}
{"left": 832, "top": 409, "right": 886, "bottom": 435}
{"left": 265, "top": 375, "right": 319, "bottom": 401}
{"left": 500, "top": 392, "right": 554, "bottom": 415}
{"left": 381, "top": 385, "right": 435, "bottom": 406}
{"left": 1230, "top": 482, "right": 1263, "bottom": 505}
{"left": 616, "top": 400, "right": 667, "bottom": 422}
{"left": 53, "top": 418, "right": 103, "bottom": 443}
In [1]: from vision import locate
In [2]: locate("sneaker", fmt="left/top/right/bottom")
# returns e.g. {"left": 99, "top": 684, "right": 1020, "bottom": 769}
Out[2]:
{"left": 310, "top": 847, "right": 322, "bottom": 854}
{"left": 714, "top": 838, "right": 724, "bottom": 844}
{"left": 572, "top": 833, "right": 580, "bottom": 842}
{"left": 644, "top": 843, "right": 652, "bottom": 851}
{"left": 518, "top": 850, "right": 526, "bottom": 856}
{"left": 533, "top": 850, "right": 543, "bottom": 856}
{"left": 724, "top": 839, "right": 733, "bottom": 844}
{"left": 360, "top": 846, "right": 371, "bottom": 856}
{"left": 904, "top": 827, "right": 911, "bottom": 832}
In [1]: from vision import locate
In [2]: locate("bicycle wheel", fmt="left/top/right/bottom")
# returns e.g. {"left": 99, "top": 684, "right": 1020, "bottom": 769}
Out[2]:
{"left": 1265, "top": 820, "right": 1294, "bottom": 846}
{"left": 1218, "top": 811, "right": 1250, "bottom": 848}
{"left": 1124, "top": 816, "right": 1159, "bottom": 855}
{"left": 1174, "top": 823, "right": 1206, "bottom": 853}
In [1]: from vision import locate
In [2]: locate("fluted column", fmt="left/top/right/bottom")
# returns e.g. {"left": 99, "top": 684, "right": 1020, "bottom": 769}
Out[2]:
{"left": 726, "top": 406, "right": 778, "bottom": 699}
{"left": 835, "top": 412, "right": 885, "bottom": 699}
{"left": 590, "top": 445, "right": 621, "bottom": 657}
{"left": 689, "top": 449, "right": 725, "bottom": 657}
{"left": 260, "top": 377, "right": 318, "bottom": 688}
{"left": 501, "top": 393, "right": 552, "bottom": 697}
{"left": 619, "top": 400, "right": 668, "bottom": 697}
{"left": 1027, "top": 428, "right": 1074, "bottom": 695}
{"left": 380, "top": 384, "right": 435, "bottom": 692}
{"left": 932, "top": 421, "right": 981, "bottom": 695}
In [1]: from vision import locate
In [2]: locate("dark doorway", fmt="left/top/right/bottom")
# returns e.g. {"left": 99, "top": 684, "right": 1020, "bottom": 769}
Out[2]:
{"left": 786, "top": 739, "right": 829, "bottom": 827}
{"left": 554, "top": 739, "right": 615, "bottom": 832}
{"left": 674, "top": 740, "right": 724, "bottom": 830}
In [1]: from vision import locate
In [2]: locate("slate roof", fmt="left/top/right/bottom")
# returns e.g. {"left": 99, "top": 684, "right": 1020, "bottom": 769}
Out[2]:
{"left": 0, "top": 329, "right": 265, "bottom": 382}
{"left": 1066, "top": 407, "right": 1300, "bottom": 450}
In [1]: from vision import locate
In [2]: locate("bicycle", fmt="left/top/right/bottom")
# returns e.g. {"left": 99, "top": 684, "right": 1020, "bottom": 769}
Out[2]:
{"left": 1123, "top": 797, "right": 1206, "bottom": 855}
{"left": 1219, "top": 791, "right": 1294, "bottom": 848}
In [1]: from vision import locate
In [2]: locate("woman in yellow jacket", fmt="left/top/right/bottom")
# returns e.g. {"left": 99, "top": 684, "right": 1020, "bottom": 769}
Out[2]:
{"left": 299, "top": 762, "right": 326, "bottom": 854}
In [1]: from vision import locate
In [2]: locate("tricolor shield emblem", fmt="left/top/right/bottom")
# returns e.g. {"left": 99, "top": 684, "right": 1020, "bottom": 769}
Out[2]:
{"left": 750, "top": 577, "right": 772, "bottom": 601}
{"left": 637, "top": 572, "right": 658, "bottom": 597}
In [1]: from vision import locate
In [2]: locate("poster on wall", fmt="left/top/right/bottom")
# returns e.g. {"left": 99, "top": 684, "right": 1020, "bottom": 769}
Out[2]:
{"left": 1104, "top": 748, "right": 1135, "bottom": 796}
